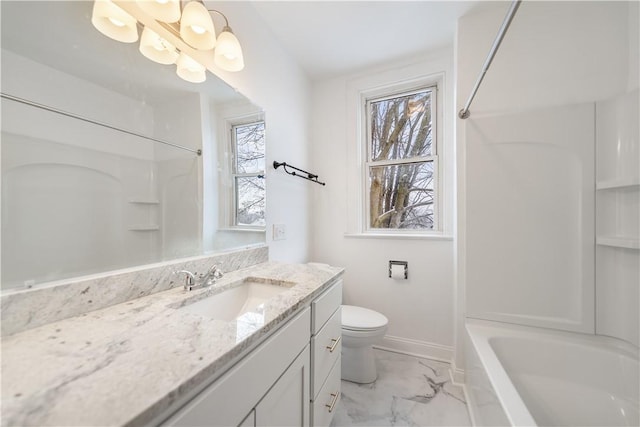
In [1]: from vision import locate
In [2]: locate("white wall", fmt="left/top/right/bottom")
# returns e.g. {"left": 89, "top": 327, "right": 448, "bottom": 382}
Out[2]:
{"left": 201, "top": 1, "right": 313, "bottom": 263}
{"left": 455, "top": 1, "right": 638, "bottom": 367}
{"left": 310, "top": 50, "right": 457, "bottom": 361}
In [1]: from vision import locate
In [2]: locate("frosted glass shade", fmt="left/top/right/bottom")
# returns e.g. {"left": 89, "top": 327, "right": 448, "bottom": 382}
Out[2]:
{"left": 139, "top": 27, "right": 179, "bottom": 64}
{"left": 214, "top": 28, "right": 244, "bottom": 72}
{"left": 136, "top": 0, "right": 181, "bottom": 23}
{"left": 91, "top": 0, "right": 138, "bottom": 43}
{"left": 179, "top": 2, "right": 216, "bottom": 50}
{"left": 176, "top": 52, "right": 206, "bottom": 83}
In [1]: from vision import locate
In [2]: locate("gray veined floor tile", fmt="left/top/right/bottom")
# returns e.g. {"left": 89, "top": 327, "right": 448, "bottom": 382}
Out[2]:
{"left": 331, "top": 349, "right": 471, "bottom": 427}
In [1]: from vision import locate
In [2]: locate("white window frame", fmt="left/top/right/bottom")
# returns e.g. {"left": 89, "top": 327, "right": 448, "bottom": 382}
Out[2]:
{"left": 360, "top": 77, "right": 442, "bottom": 235}
{"left": 227, "top": 115, "right": 266, "bottom": 230}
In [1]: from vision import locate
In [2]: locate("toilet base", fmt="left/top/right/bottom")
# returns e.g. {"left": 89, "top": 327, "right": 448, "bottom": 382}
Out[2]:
{"left": 341, "top": 345, "right": 377, "bottom": 384}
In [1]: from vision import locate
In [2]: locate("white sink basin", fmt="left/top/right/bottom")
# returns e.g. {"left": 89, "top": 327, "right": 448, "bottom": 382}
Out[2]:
{"left": 180, "top": 279, "right": 292, "bottom": 321}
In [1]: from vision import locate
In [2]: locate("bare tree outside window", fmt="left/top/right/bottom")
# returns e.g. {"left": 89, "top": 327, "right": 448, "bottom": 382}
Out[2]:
{"left": 233, "top": 121, "right": 265, "bottom": 226}
{"left": 367, "top": 88, "right": 436, "bottom": 230}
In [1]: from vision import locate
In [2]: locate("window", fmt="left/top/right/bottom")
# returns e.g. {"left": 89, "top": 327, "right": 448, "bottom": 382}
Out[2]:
{"left": 231, "top": 120, "right": 265, "bottom": 227}
{"left": 365, "top": 86, "right": 437, "bottom": 231}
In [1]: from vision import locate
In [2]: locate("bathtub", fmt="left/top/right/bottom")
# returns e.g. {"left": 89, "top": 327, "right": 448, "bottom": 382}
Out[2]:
{"left": 465, "top": 319, "right": 639, "bottom": 426}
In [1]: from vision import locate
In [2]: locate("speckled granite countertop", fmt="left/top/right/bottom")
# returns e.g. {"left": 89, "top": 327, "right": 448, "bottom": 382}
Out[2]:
{"left": 1, "top": 262, "right": 344, "bottom": 427}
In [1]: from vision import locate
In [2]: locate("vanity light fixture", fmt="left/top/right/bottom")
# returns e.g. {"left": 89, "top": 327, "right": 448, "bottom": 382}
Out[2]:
{"left": 91, "top": 0, "right": 244, "bottom": 83}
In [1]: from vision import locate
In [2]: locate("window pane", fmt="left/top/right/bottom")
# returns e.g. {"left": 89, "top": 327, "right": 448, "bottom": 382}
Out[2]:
{"left": 235, "top": 122, "right": 265, "bottom": 173}
{"left": 236, "top": 176, "right": 265, "bottom": 226}
{"left": 369, "top": 161, "right": 434, "bottom": 229}
{"left": 370, "top": 90, "right": 433, "bottom": 161}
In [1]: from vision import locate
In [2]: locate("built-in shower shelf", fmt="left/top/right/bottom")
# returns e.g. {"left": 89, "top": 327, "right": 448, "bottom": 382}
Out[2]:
{"left": 596, "top": 236, "right": 640, "bottom": 249}
{"left": 128, "top": 225, "right": 160, "bottom": 231}
{"left": 596, "top": 178, "right": 640, "bottom": 190}
{"left": 127, "top": 198, "right": 160, "bottom": 204}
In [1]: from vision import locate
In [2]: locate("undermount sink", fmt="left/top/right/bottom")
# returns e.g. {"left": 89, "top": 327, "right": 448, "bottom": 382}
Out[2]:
{"left": 179, "top": 278, "right": 294, "bottom": 321}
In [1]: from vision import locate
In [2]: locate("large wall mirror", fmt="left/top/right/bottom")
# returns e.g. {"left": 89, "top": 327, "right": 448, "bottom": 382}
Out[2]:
{"left": 1, "top": 1, "right": 266, "bottom": 291}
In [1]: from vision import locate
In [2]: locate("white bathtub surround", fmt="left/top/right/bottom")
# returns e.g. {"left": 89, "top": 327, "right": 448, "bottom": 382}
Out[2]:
{"left": 1, "top": 261, "right": 343, "bottom": 426}
{"left": 595, "top": 89, "right": 640, "bottom": 346}
{"left": 455, "top": 0, "right": 638, "bottom": 381}
{"left": 465, "top": 319, "right": 639, "bottom": 427}
{"left": 331, "top": 349, "right": 470, "bottom": 426}
{"left": 0, "top": 246, "right": 268, "bottom": 337}
{"left": 464, "top": 103, "right": 595, "bottom": 333}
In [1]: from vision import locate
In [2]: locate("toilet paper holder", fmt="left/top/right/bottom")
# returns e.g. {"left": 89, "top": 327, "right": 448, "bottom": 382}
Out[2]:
{"left": 388, "top": 260, "right": 408, "bottom": 279}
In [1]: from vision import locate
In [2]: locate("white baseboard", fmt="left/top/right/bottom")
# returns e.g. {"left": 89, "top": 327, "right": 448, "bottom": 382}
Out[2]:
{"left": 449, "top": 358, "right": 466, "bottom": 385}
{"left": 374, "top": 334, "right": 454, "bottom": 364}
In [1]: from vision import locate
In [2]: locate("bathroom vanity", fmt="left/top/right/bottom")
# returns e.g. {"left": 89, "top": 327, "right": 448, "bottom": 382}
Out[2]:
{"left": 163, "top": 278, "right": 343, "bottom": 427}
{"left": 0, "top": 260, "right": 343, "bottom": 427}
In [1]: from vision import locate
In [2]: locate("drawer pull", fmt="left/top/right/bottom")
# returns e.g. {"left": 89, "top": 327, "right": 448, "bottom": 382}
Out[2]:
{"left": 325, "top": 392, "right": 340, "bottom": 413}
{"left": 326, "top": 336, "right": 341, "bottom": 353}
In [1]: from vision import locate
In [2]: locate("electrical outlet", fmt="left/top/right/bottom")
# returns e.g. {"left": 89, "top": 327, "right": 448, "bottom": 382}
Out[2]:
{"left": 273, "top": 224, "right": 286, "bottom": 241}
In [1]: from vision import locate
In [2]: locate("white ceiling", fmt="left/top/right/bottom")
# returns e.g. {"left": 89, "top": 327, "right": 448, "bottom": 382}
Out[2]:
{"left": 252, "top": 1, "right": 482, "bottom": 80}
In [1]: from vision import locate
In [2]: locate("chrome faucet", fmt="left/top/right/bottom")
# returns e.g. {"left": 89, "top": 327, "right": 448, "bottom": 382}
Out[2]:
{"left": 174, "top": 265, "right": 223, "bottom": 291}
{"left": 175, "top": 270, "right": 196, "bottom": 291}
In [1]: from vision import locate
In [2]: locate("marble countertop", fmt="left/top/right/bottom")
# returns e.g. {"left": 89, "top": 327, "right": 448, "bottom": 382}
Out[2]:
{"left": 1, "top": 262, "right": 344, "bottom": 427}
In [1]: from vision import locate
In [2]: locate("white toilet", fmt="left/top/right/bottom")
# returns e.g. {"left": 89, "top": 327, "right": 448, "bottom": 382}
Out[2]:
{"left": 340, "top": 305, "right": 388, "bottom": 383}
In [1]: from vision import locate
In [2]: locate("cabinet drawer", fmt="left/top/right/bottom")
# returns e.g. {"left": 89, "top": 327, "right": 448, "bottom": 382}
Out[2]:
{"left": 311, "top": 358, "right": 341, "bottom": 427}
{"left": 311, "top": 307, "right": 341, "bottom": 399}
{"left": 163, "top": 308, "right": 310, "bottom": 427}
{"left": 311, "top": 280, "right": 342, "bottom": 334}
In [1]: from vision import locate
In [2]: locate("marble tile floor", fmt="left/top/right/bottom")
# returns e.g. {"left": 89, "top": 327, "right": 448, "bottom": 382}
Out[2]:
{"left": 330, "top": 349, "right": 471, "bottom": 427}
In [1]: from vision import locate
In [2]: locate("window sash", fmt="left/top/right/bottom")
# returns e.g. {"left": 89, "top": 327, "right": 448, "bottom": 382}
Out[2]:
{"left": 365, "top": 157, "right": 439, "bottom": 233}
{"left": 233, "top": 175, "right": 265, "bottom": 227}
{"left": 363, "top": 85, "right": 439, "bottom": 232}
{"left": 231, "top": 120, "right": 266, "bottom": 174}
{"left": 366, "top": 85, "right": 437, "bottom": 163}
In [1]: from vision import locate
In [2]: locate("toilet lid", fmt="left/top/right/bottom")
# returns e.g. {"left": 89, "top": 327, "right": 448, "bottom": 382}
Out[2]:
{"left": 342, "top": 305, "right": 388, "bottom": 330}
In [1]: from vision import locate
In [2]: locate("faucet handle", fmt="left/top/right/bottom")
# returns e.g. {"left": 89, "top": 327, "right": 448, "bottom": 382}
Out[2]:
{"left": 210, "top": 265, "right": 224, "bottom": 279}
{"left": 174, "top": 270, "right": 196, "bottom": 290}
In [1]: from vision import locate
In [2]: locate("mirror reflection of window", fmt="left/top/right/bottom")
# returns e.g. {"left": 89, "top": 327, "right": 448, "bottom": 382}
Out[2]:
{"left": 231, "top": 120, "right": 266, "bottom": 227}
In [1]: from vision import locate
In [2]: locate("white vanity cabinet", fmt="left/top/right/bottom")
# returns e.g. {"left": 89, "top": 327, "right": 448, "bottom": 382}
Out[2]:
{"left": 161, "top": 279, "right": 343, "bottom": 427}
{"left": 254, "top": 346, "right": 310, "bottom": 426}
{"left": 310, "top": 281, "right": 343, "bottom": 427}
{"left": 163, "top": 308, "right": 311, "bottom": 427}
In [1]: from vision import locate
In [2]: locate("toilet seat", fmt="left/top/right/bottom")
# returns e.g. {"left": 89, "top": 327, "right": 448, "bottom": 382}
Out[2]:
{"left": 342, "top": 305, "right": 388, "bottom": 331}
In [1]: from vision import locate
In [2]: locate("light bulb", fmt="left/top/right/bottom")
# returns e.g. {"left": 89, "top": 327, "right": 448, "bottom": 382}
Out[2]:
{"left": 214, "top": 27, "right": 244, "bottom": 71}
{"left": 136, "top": 0, "right": 180, "bottom": 23}
{"left": 179, "top": 1, "right": 216, "bottom": 50}
{"left": 139, "top": 26, "right": 178, "bottom": 64}
{"left": 91, "top": 0, "right": 138, "bottom": 43}
{"left": 190, "top": 25, "right": 206, "bottom": 35}
{"left": 108, "top": 17, "right": 126, "bottom": 27}
{"left": 176, "top": 52, "right": 206, "bottom": 83}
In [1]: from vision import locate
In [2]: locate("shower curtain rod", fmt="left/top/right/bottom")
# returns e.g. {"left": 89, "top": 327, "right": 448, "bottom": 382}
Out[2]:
{"left": 1, "top": 92, "right": 202, "bottom": 156}
{"left": 458, "top": 0, "right": 522, "bottom": 120}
